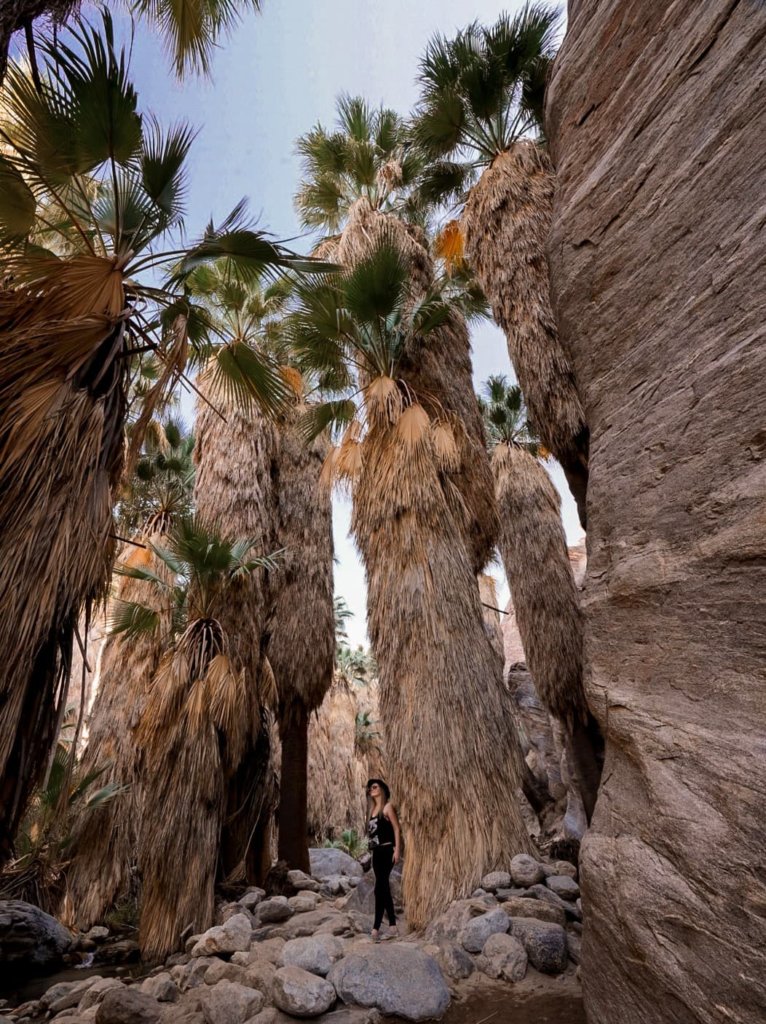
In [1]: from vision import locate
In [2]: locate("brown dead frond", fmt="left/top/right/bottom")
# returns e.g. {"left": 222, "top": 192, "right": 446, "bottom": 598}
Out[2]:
{"left": 365, "top": 375, "right": 404, "bottom": 429}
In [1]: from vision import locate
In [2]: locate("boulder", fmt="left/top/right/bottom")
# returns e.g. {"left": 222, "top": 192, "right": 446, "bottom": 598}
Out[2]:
{"left": 342, "top": 868, "right": 402, "bottom": 918}
{"left": 499, "top": 896, "right": 565, "bottom": 927}
{"left": 42, "top": 980, "right": 95, "bottom": 1012}
{"left": 522, "top": 884, "right": 579, "bottom": 918}
{"left": 545, "top": 875, "right": 580, "bottom": 901}
{"left": 283, "top": 909, "right": 348, "bottom": 940}
{"left": 255, "top": 898, "right": 293, "bottom": 925}
{"left": 86, "top": 927, "right": 110, "bottom": 944}
{"left": 509, "top": 855, "right": 545, "bottom": 888}
{"left": 421, "top": 942, "right": 474, "bottom": 981}
{"left": 245, "top": 938, "right": 285, "bottom": 964}
{"left": 139, "top": 973, "right": 178, "bottom": 1003}
{"left": 94, "top": 988, "right": 161, "bottom": 1024}
{"left": 0, "top": 900, "right": 73, "bottom": 968}
{"left": 271, "top": 966, "right": 336, "bottom": 1017}
{"left": 198, "top": 981, "right": 263, "bottom": 1024}
{"left": 308, "top": 849, "right": 363, "bottom": 880}
{"left": 279, "top": 935, "right": 343, "bottom": 977}
{"left": 191, "top": 915, "right": 252, "bottom": 956}
{"left": 329, "top": 945, "right": 450, "bottom": 1021}
{"left": 242, "top": 961, "right": 276, "bottom": 994}
{"left": 203, "top": 961, "right": 245, "bottom": 986}
{"left": 476, "top": 932, "right": 528, "bottom": 982}
{"left": 508, "top": 918, "right": 567, "bottom": 975}
{"left": 286, "top": 872, "right": 320, "bottom": 894}
{"left": 458, "top": 908, "right": 509, "bottom": 953}
{"left": 423, "top": 898, "right": 495, "bottom": 944}
{"left": 479, "top": 871, "right": 512, "bottom": 893}
{"left": 79, "top": 980, "right": 126, "bottom": 1011}
{"left": 567, "top": 931, "right": 582, "bottom": 965}
{"left": 319, "top": 875, "right": 350, "bottom": 897}
{"left": 239, "top": 889, "right": 266, "bottom": 911}
{"left": 287, "top": 893, "right": 319, "bottom": 915}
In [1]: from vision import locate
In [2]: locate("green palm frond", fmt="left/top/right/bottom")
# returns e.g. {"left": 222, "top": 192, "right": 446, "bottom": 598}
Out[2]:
{"left": 411, "top": 3, "right": 560, "bottom": 201}
{"left": 108, "top": 599, "right": 161, "bottom": 638}
{"left": 478, "top": 374, "right": 540, "bottom": 454}
{"left": 131, "top": 0, "right": 262, "bottom": 79}
{"left": 295, "top": 95, "right": 426, "bottom": 234}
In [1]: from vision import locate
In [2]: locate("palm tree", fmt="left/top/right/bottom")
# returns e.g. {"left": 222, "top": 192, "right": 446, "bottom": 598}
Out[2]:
{"left": 66, "top": 419, "right": 194, "bottom": 929}
{"left": 0, "top": 14, "right": 324, "bottom": 860}
{"left": 296, "top": 95, "right": 498, "bottom": 572}
{"left": 412, "top": 4, "right": 590, "bottom": 528}
{"left": 1, "top": 0, "right": 262, "bottom": 84}
{"left": 187, "top": 263, "right": 335, "bottom": 876}
{"left": 479, "top": 375, "right": 602, "bottom": 819}
{"left": 117, "top": 516, "right": 280, "bottom": 961}
{"left": 291, "top": 236, "right": 533, "bottom": 929}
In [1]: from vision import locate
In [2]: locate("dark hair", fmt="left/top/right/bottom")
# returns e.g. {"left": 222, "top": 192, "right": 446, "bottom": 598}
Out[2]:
{"left": 365, "top": 778, "right": 390, "bottom": 802}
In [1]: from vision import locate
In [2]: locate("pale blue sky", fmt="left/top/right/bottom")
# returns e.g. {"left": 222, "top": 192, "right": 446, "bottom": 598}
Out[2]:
{"left": 17, "top": 1, "right": 578, "bottom": 645}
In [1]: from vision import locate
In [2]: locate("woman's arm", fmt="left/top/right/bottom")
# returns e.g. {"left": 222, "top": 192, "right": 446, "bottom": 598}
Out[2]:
{"left": 385, "top": 802, "right": 401, "bottom": 864}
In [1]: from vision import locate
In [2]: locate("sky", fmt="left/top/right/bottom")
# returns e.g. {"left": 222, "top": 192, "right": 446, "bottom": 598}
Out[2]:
{"left": 15, "top": 0, "right": 579, "bottom": 646}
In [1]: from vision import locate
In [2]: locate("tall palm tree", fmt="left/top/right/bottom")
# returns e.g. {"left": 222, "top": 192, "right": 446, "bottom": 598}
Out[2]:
{"left": 0, "top": 14, "right": 324, "bottom": 860}
{"left": 412, "top": 4, "right": 590, "bottom": 528}
{"left": 66, "top": 419, "right": 194, "bottom": 929}
{"left": 188, "top": 263, "right": 335, "bottom": 876}
{"left": 296, "top": 95, "right": 498, "bottom": 572}
{"left": 291, "top": 237, "right": 533, "bottom": 930}
{"left": 479, "top": 375, "right": 602, "bottom": 819}
{"left": 1, "top": 0, "right": 262, "bottom": 84}
{"left": 266, "top": 408, "right": 334, "bottom": 873}
{"left": 118, "top": 516, "right": 280, "bottom": 961}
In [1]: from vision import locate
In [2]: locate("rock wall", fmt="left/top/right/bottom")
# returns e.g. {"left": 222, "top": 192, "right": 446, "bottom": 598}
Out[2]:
{"left": 546, "top": 3, "right": 766, "bottom": 1022}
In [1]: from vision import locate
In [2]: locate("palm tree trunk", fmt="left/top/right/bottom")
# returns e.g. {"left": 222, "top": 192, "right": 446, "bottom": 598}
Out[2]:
{"left": 194, "top": 378, "right": 280, "bottom": 873}
{"left": 66, "top": 531, "right": 175, "bottom": 929}
{"left": 0, "top": 319, "right": 125, "bottom": 861}
{"left": 353, "top": 428, "right": 534, "bottom": 930}
{"left": 0, "top": 0, "right": 73, "bottom": 83}
{"left": 492, "top": 444, "right": 602, "bottom": 819}
{"left": 277, "top": 701, "right": 310, "bottom": 872}
{"left": 337, "top": 200, "right": 531, "bottom": 928}
{"left": 266, "top": 409, "right": 335, "bottom": 871}
{"left": 462, "top": 143, "right": 589, "bottom": 528}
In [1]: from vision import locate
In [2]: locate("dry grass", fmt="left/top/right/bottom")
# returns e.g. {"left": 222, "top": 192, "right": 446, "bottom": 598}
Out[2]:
{"left": 462, "top": 142, "right": 588, "bottom": 523}
{"left": 65, "top": 530, "right": 175, "bottom": 929}
{"left": 338, "top": 199, "right": 498, "bottom": 572}
{"left": 493, "top": 444, "right": 585, "bottom": 725}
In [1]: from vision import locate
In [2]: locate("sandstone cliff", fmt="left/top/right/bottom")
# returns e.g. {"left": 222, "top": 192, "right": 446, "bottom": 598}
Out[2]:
{"left": 546, "top": 3, "right": 766, "bottom": 1022}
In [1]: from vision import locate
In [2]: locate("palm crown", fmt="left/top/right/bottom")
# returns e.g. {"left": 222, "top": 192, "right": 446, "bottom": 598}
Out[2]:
{"left": 0, "top": 13, "right": 325, "bottom": 453}
{"left": 479, "top": 374, "right": 541, "bottom": 456}
{"left": 411, "top": 3, "right": 559, "bottom": 206}
{"left": 287, "top": 232, "right": 457, "bottom": 461}
{"left": 295, "top": 95, "right": 426, "bottom": 235}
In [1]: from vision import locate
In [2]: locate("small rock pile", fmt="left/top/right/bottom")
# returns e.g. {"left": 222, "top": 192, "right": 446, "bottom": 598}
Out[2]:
{"left": 2, "top": 851, "right": 581, "bottom": 1024}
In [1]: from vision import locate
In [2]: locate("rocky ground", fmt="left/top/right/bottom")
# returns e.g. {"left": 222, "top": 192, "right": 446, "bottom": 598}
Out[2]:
{"left": 1, "top": 849, "right": 583, "bottom": 1023}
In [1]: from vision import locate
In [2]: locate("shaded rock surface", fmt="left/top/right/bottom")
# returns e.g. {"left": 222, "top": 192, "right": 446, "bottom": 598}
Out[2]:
{"left": 271, "top": 966, "right": 335, "bottom": 1017}
{"left": 547, "top": 2, "right": 766, "bottom": 1022}
{"left": 308, "top": 850, "right": 362, "bottom": 881}
{"left": 0, "top": 901, "right": 73, "bottom": 969}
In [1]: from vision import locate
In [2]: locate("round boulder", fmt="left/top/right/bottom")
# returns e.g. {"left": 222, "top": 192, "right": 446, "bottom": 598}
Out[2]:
{"left": 510, "top": 854, "right": 545, "bottom": 888}
{"left": 272, "top": 965, "right": 336, "bottom": 1017}
{"left": 0, "top": 900, "right": 73, "bottom": 969}
{"left": 545, "top": 875, "right": 580, "bottom": 900}
{"left": 509, "top": 918, "right": 568, "bottom": 974}
{"left": 329, "top": 944, "right": 450, "bottom": 1022}
{"left": 477, "top": 932, "right": 528, "bottom": 982}
{"left": 308, "top": 849, "right": 363, "bottom": 880}
{"left": 280, "top": 934, "right": 344, "bottom": 977}
{"left": 458, "top": 908, "right": 509, "bottom": 954}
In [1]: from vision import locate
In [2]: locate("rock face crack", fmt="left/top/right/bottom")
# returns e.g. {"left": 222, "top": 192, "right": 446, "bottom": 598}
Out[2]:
{"left": 546, "top": 2, "right": 766, "bottom": 1023}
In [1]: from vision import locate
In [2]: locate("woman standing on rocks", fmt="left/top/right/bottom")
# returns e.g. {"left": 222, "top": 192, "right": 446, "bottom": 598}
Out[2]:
{"left": 366, "top": 778, "right": 401, "bottom": 941}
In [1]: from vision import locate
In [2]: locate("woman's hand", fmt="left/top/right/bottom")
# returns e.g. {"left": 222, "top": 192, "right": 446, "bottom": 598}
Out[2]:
{"left": 393, "top": 846, "right": 400, "bottom": 865}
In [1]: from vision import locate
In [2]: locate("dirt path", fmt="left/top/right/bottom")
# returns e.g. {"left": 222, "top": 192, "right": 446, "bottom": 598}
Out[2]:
{"left": 444, "top": 968, "right": 585, "bottom": 1024}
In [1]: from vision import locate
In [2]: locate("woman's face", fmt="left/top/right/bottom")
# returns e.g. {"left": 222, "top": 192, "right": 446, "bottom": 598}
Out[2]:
{"left": 368, "top": 783, "right": 381, "bottom": 799}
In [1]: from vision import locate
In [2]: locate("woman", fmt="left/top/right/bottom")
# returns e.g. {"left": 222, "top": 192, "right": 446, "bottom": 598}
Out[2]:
{"left": 366, "top": 778, "right": 401, "bottom": 941}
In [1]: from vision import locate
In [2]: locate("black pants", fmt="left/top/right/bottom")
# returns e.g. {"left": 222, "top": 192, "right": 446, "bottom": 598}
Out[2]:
{"left": 372, "top": 845, "right": 396, "bottom": 929}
